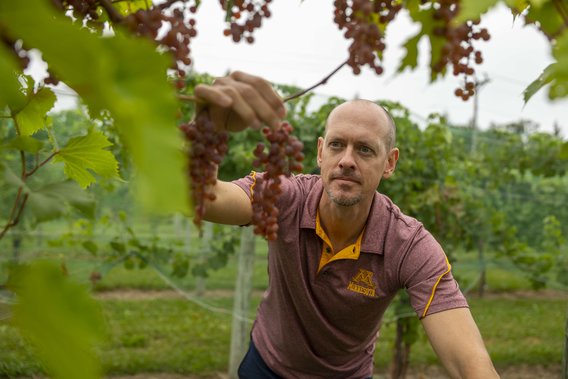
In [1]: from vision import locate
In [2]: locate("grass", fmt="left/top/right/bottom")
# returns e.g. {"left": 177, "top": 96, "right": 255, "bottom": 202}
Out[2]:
{"left": 1, "top": 226, "right": 567, "bottom": 377}
{"left": 1, "top": 293, "right": 566, "bottom": 377}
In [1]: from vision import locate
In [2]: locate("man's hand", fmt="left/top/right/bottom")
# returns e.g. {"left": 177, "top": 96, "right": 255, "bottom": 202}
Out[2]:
{"left": 194, "top": 71, "right": 286, "bottom": 132}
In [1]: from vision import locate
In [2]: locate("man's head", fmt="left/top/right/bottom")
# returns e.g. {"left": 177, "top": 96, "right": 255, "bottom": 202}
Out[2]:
{"left": 317, "top": 100, "right": 399, "bottom": 207}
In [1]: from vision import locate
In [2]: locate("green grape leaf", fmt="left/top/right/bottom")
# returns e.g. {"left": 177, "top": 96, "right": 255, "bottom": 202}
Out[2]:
{"left": 54, "top": 129, "right": 119, "bottom": 188}
{"left": 0, "top": 43, "right": 26, "bottom": 111}
{"left": 526, "top": 2, "right": 565, "bottom": 39}
{"left": 0, "top": 0, "right": 187, "bottom": 213}
{"left": 398, "top": 31, "right": 422, "bottom": 72}
{"left": 14, "top": 87, "right": 57, "bottom": 136}
{"left": 523, "top": 63, "right": 555, "bottom": 103}
{"left": 8, "top": 261, "right": 105, "bottom": 379}
{"left": 560, "top": 141, "right": 568, "bottom": 159}
{"left": 114, "top": 0, "right": 148, "bottom": 15}
{"left": 82, "top": 240, "right": 99, "bottom": 255}
{"left": 0, "top": 161, "right": 28, "bottom": 189}
{"left": 26, "top": 181, "right": 96, "bottom": 222}
{"left": 6, "top": 135, "right": 45, "bottom": 153}
{"left": 548, "top": 32, "right": 568, "bottom": 99}
{"left": 454, "top": 0, "right": 500, "bottom": 24}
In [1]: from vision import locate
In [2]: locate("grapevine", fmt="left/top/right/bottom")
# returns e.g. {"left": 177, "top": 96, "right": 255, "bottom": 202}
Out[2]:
{"left": 179, "top": 110, "right": 229, "bottom": 229}
{"left": 220, "top": 0, "right": 273, "bottom": 43}
{"left": 428, "top": 0, "right": 490, "bottom": 101}
{"left": 251, "top": 123, "right": 304, "bottom": 240}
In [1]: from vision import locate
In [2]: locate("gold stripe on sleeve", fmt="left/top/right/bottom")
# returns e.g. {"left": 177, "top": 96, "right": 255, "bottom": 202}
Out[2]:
{"left": 421, "top": 256, "right": 452, "bottom": 318}
{"left": 249, "top": 171, "right": 257, "bottom": 202}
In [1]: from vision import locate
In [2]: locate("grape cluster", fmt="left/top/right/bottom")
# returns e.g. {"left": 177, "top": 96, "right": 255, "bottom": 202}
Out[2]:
{"left": 123, "top": 4, "right": 199, "bottom": 79}
{"left": 250, "top": 122, "right": 304, "bottom": 240}
{"left": 220, "top": 0, "right": 272, "bottom": 43}
{"left": 59, "top": 0, "right": 101, "bottom": 21}
{"left": 333, "top": 0, "right": 402, "bottom": 75}
{"left": 179, "top": 111, "right": 229, "bottom": 228}
{"left": 429, "top": 0, "right": 490, "bottom": 100}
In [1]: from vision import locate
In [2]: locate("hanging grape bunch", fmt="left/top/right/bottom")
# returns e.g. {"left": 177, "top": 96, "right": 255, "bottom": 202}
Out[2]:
{"left": 333, "top": 0, "right": 402, "bottom": 75}
{"left": 428, "top": 0, "right": 490, "bottom": 100}
{"left": 251, "top": 123, "right": 304, "bottom": 240}
{"left": 179, "top": 111, "right": 229, "bottom": 229}
{"left": 220, "top": 0, "right": 273, "bottom": 43}
{"left": 123, "top": 2, "right": 200, "bottom": 82}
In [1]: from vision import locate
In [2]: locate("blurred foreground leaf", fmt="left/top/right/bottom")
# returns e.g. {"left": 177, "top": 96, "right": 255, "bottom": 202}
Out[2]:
{"left": 8, "top": 260, "right": 105, "bottom": 379}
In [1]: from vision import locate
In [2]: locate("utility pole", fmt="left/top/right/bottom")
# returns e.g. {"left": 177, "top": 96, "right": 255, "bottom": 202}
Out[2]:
{"left": 470, "top": 76, "right": 490, "bottom": 153}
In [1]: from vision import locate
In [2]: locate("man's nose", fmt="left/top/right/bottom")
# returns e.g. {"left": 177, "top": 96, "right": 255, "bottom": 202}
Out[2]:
{"left": 338, "top": 146, "right": 356, "bottom": 170}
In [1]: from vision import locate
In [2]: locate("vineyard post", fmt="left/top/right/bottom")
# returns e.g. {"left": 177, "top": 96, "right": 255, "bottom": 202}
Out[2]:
{"left": 228, "top": 226, "right": 256, "bottom": 379}
{"left": 563, "top": 303, "right": 568, "bottom": 379}
{"left": 196, "top": 222, "right": 214, "bottom": 296}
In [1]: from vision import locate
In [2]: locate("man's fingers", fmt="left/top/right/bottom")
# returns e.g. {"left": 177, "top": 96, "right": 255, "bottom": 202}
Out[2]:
{"left": 194, "top": 84, "right": 233, "bottom": 107}
{"left": 231, "top": 71, "right": 286, "bottom": 122}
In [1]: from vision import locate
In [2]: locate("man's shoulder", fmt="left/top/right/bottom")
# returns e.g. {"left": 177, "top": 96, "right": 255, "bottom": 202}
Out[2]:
{"left": 375, "top": 192, "right": 423, "bottom": 231}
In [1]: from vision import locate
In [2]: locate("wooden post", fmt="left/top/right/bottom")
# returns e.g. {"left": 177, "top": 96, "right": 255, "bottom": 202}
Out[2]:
{"left": 563, "top": 304, "right": 568, "bottom": 379}
{"left": 195, "top": 222, "right": 213, "bottom": 296}
{"left": 228, "top": 226, "right": 256, "bottom": 379}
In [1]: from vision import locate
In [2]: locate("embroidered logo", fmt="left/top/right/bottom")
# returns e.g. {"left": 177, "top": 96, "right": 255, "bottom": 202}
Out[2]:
{"left": 347, "top": 268, "right": 377, "bottom": 297}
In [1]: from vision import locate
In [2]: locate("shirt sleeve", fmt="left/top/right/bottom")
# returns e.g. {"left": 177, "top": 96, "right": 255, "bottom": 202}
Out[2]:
{"left": 399, "top": 228, "right": 469, "bottom": 318}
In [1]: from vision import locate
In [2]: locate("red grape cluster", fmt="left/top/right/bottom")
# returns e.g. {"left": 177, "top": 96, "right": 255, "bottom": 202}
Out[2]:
{"left": 60, "top": 0, "right": 100, "bottom": 21}
{"left": 179, "top": 111, "right": 229, "bottom": 228}
{"left": 429, "top": 0, "right": 490, "bottom": 100}
{"left": 333, "top": 0, "right": 402, "bottom": 75}
{"left": 250, "top": 122, "right": 304, "bottom": 240}
{"left": 124, "top": 4, "right": 199, "bottom": 80}
{"left": 220, "top": 0, "right": 272, "bottom": 43}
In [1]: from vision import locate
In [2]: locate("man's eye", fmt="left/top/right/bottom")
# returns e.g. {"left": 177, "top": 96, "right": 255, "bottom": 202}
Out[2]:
{"left": 359, "top": 146, "right": 373, "bottom": 154}
{"left": 329, "top": 142, "right": 342, "bottom": 149}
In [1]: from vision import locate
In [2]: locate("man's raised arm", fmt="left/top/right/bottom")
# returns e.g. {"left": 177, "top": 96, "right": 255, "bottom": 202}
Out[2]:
{"left": 192, "top": 71, "right": 286, "bottom": 226}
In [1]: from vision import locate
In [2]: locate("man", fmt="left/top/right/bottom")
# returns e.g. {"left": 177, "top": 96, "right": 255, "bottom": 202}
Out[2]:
{"left": 195, "top": 71, "right": 500, "bottom": 378}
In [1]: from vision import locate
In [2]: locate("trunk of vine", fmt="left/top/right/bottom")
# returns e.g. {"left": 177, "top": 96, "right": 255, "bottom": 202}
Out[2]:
{"left": 228, "top": 226, "right": 256, "bottom": 379}
{"left": 390, "top": 318, "right": 411, "bottom": 379}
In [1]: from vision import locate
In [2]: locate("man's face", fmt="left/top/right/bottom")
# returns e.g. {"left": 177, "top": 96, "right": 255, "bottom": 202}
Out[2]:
{"left": 317, "top": 101, "right": 398, "bottom": 207}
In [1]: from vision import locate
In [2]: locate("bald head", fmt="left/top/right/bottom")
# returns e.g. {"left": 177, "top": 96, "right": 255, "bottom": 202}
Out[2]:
{"left": 324, "top": 100, "right": 396, "bottom": 150}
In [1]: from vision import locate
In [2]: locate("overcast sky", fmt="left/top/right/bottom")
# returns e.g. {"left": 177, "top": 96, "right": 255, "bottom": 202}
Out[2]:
{"left": 186, "top": 1, "right": 567, "bottom": 135}
{"left": 46, "top": 1, "right": 567, "bottom": 136}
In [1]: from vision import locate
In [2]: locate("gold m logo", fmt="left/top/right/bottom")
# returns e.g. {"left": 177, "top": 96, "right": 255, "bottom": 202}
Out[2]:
{"left": 351, "top": 269, "right": 376, "bottom": 289}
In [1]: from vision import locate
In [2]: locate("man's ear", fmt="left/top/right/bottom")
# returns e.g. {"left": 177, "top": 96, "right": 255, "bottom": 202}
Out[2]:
{"left": 383, "top": 147, "right": 399, "bottom": 179}
{"left": 317, "top": 137, "right": 324, "bottom": 167}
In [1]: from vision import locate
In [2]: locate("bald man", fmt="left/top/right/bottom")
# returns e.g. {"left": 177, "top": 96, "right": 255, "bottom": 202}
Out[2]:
{"left": 195, "top": 72, "right": 499, "bottom": 379}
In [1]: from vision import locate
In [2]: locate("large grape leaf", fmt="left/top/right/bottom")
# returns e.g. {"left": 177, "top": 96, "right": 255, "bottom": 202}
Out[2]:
{"left": 8, "top": 261, "right": 105, "bottom": 379}
{"left": 0, "top": 0, "right": 187, "bottom": 213}
{"left": 454, "top": 0, "right": 500, "bottom": 24}
{"left": 524, "top": 32, "right": 568, "bottom": 102}
{"left": 54, "top": 129, "right": 119, "bottom": 188}
{"left": 0, "top": 44, "right": 26, "bottom": 112}
{"left": 405, "top": 0, "right": 447, "bottom": 81}
{"left": 5, "top": 136, "right": 45, "bottom": 154}
{"left": 14, "top": 87, "right": 57, "bottom": 136}
{"left": 26, "top": 181, "right": 96, "bottom": 222}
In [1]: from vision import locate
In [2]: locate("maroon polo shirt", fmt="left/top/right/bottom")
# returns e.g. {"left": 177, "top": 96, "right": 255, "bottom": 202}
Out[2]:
{"left": 232, "top": 173, "right": 468, "bottom": 378}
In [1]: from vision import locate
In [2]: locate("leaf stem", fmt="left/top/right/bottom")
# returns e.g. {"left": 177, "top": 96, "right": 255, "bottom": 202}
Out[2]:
{"left": 26, "top": 151, "right": 59, "bottom": 178}
{"left": 283, "top": 59, "right": 349, "bottom": 103}
{"left": 553, "top": 0, "right": 568, "bottom": 27}
{"left": 99, "top": 0, "right": 124, "bottom": 23}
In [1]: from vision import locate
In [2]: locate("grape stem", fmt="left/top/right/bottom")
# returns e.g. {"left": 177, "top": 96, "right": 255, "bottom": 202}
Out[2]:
{"left": 178, "top": 58, "right": 347, "bottom": 109}
{"left": 99, "top": 0, "right": 124, "bottom": 23}
{"left": 283, "top": 58, "right": 348, "bottom": 103}
{"left": 552, "top": 0, "right": 568, "bottom": 27}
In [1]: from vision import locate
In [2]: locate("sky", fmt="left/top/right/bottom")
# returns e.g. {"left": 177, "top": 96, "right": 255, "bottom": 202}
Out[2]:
{"left": 187, "top": 0, "right": 567, "bottom": 135}
{"left": 47, "top": 0, "right": 567, "bottom": 136}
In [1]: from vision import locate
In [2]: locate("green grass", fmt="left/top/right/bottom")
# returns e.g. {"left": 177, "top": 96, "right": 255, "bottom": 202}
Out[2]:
{"left": 1, "top": 293, "right": 566, "bottom": 377}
